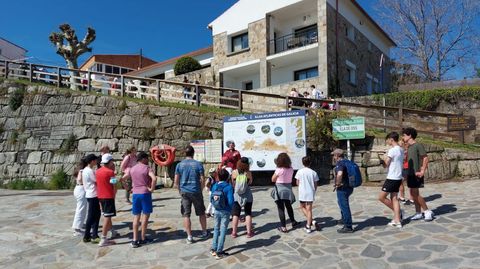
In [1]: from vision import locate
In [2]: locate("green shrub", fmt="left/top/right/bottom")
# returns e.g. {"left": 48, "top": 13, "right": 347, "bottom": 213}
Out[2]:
{"left": 307, "top": 109, "right": 349, "bottom": 151}
{"left": 6, "top": 179, "right": 47, "bottom": 190}
{"left": 9, "top": 89, "right": 25, "bottom": 111}
{"left": 191, "top": 129, "right": 210, "bottom": 140}
{"left": 49, "top": 168, "right": 72, "bottom": 190}
{"left": 57, "top": 134, "right": 76, "bottom": 154}
{"left": 118, "top": 100, "right": 127, "bottom": 111}
{"left": 174, "top": 57, "right": 202, "bottom": 76}
{"left": 8, "top": 130, "right": 18, "bottom": 144}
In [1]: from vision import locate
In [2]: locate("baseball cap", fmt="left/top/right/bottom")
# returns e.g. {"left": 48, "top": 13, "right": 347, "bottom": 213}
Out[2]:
{"left": 101, "top": 153, "right": 113, "bottom": 164}
{"left": 331, "top": 148, "right": 344, "bottom": 156}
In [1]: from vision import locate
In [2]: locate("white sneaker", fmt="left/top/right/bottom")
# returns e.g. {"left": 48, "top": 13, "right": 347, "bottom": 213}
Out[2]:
{"left": 98, "top": 238, "right": 115, "bottom": 247}
{"left": 424, "top": 210, "right": 434, "bottom": 222}
{"left": 304, "top": 226, "right": 312, "bottom": 234}
{"left": 410, "top": 212, "right": 424, "bottom": 220}
{"left": 311, "top": 220, "right": 317, "bottom": 231}
{"left": 387, "top": 221, "right": 402, "bottom": 228}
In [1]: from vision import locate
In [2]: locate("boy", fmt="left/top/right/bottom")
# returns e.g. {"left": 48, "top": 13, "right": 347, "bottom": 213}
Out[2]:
{"left": 402, "top": 127, "right": 434, "bottom": 221}
{"left": 96, "top": 153, "right": 117, "bottom": 246}
{"left": 83, "top": 154, "right": 101, "bottom": 243}
{"left": 295, "top": 156, "right": 319, "bottom": 233}
{"left": 378, "top": 132, "right": 404, "bottom": 228}
{"left": 210, "top": 169, "right": 234, "bottom": 260}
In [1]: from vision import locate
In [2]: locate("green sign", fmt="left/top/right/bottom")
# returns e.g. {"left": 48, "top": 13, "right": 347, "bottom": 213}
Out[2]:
{"left": 332, "top": 117, "right": 365, "bottom": 140}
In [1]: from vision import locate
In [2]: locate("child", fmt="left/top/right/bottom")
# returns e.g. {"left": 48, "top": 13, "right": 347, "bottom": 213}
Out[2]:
{"left": 205, "top": 168, "right": 217, "bottom": 217}
{"left": 295, "top": 156, "right": 319, "bottom": 233}
{"left": 210, "top": 169, "right": 234, "bottom": 260}
{"left": 231, "top": 157, "right": 254, "bottom": 238}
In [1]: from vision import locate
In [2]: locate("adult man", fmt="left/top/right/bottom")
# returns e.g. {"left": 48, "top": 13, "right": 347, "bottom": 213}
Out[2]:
{"left": 332, "top": 149, "right": 354, "bottom": 233}
{"left": 83, "top": 154, "right": 101, "bottom": 243}
{"left": 96, "top": 153, "right": 117, "bottom": 247}
{"left": 402, "top": 127, "right": 434, "bottom": 221}
{"left": 128, "top": 151, "right": 157, "bottom": 248}
{"left": 379, "top": 132, "right": 404, "bottom": 228}
{"left": 222, "top": 142, "right": 241, "bottom": 172}
{"left": 174, "top": 146, "right": 209, "bottom": 244}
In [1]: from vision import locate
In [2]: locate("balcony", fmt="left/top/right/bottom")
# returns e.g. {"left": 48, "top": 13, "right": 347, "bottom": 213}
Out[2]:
{"left": 269, "top": 25, "right": 318, "bottom": 55}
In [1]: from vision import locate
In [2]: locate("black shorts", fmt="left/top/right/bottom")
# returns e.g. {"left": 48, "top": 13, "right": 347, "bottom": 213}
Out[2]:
{"left": 99, "top": 198, "right": 116, "bottom": 217}
{"left": 180, "top": 192, "right": 206, "bottom": 217}
{"left": 381, "top": 179, "right": 402, "bottom": 193}
{"left": 407, "top": 175, "right": 424, "bottom": 188}
{"left": 231, "top": 202, "right": 253, "bottom": 217}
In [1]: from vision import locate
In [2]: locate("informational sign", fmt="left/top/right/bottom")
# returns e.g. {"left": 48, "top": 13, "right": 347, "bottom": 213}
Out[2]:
{"left": 223, "top": 110, "right": 307, "bottom": 171}
{"left": 190, "top": 139, "right": 223, "bottom": 163}
{"left": 332, "top": 117, "right": 366, "bottom": 140}
{"left": 447, "top": 115, "right": 476, "bottom": 131}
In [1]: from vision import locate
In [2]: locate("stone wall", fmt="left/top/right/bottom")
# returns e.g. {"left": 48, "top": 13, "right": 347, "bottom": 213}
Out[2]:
{"left": 326, "top": 4, "right": 392, "bottom": 97}
{"left": 0, "top": 80, "right": 223, "bottom": 183}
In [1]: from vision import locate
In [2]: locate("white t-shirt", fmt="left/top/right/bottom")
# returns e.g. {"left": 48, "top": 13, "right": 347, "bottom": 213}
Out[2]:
{"left": 82, "top": 166, "right": 97, "bottom": 198}
{"left": 295, "top": 167, "right": 319, "bottom": 202}
{"left": 387, "top": 145, "right": 404, "bottom": 180}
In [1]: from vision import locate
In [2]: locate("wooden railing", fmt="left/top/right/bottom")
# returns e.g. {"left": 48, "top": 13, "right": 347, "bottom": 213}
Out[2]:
{"left": 0, "top": 59, "right": 465, "bottom": 143}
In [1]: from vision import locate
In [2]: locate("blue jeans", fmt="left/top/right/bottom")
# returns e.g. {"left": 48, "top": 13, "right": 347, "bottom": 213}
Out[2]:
{"left": 212, "top": 210, "right": 229, "bottom": 253}
{"left": 336, "top": 187, "right": 353, "bottom": 228}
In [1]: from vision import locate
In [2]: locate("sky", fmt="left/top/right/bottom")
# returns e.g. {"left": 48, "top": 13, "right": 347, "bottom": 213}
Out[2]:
{"left": 1, "top": 0, "right": 476, "bottom": 78}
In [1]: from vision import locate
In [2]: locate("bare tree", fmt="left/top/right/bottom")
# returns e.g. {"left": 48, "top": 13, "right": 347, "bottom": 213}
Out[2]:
{"left": 377, "top": 0, "right": 480, "bottom": 82}
{"left": 49, "top": 24, "right": 95, "bottom": 89}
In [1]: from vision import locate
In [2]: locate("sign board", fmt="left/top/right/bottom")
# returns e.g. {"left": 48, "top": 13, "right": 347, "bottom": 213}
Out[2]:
{"left": 447, "top": 115, "right": 476, "bottom": 131}
{"left": 190, "top": 139, "right": 223, "bottom": 163}
{"left": 223, "top": 110, "right": 307, "bottom": 171}
{"left": 332, "top": 117, "right": 366, "bottom": 140}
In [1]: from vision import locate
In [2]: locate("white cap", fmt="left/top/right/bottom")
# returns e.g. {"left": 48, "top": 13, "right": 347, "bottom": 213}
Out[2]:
{"left": 101, "top": 153, "right": 113, "bottom": 164}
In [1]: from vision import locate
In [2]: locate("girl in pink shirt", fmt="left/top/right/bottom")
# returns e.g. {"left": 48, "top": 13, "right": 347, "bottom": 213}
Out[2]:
{"left": 121, "top": 147, "right": 137, "bottom": 204}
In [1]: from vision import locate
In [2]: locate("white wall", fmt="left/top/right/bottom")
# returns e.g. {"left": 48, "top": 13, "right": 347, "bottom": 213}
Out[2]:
{"left": 223, "top": 73, "right": 260, "bottom": 90}
{"left": 135, "top": 51, "right": 213, "bottom": 78}
{"left": 326, "top": 0, "right": 393, "bottom": 55}
{"left": 272, "top": 11, "right": 318, "bottom": 38}
{"left": 270, "top": 59, "right": 318, "bottom": 86}
{"left": 0, "top": 38, "right": 27, "bottom": 62}
{"left": 209, "top": 0, "right": 304, "bottom": 35}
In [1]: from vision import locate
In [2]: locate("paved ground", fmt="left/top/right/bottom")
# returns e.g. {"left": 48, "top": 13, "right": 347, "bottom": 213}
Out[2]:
{"left": 0, "top": 180, "right": 479, "bottom": 269}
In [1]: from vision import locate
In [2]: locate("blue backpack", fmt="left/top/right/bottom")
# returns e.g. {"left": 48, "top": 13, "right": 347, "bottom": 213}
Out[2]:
{"left": 340, "top": 159, "right": 362, "bottom": 188}
{"left": 211, "top": 183, "right": 228, "bottom": 210}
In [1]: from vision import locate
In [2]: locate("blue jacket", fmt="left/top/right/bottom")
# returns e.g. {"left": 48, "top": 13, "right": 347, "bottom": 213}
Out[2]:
{"left": 210, "top": 181, "right": 234, "bottom": 212}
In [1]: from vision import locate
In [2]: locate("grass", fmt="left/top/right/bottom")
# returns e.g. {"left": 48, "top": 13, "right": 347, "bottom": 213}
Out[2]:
{"left": 4, "top": 179, "right": 47, "bottom": 190}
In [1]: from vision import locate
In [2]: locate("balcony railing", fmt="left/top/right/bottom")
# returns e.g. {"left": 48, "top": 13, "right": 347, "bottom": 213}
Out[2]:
{"left": 269, "top": 28, "right": 318, "bottom": 55}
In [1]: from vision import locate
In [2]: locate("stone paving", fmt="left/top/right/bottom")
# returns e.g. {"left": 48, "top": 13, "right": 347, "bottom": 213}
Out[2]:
{"left": 0, "top": 180, "right": 480, "bottom": 269}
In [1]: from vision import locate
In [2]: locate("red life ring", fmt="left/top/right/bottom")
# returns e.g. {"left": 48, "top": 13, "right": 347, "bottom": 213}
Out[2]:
{"left": 150, "top": 144, "right": 176, "bottom": 167}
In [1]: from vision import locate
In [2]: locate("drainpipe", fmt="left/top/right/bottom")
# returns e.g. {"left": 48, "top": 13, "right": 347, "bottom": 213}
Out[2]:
{"left": 335, "top": 0, "right": 340, "bottom": 97}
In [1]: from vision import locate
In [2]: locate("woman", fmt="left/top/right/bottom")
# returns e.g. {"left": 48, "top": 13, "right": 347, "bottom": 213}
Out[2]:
{"left": 231, "top": 157, "right": 254, "bottom": 238}
{"left": 72, "top": 157, "right": 88, "bottom": 236}
{"left": 271, "top": 153, "right": 299, "bottom": 233}
{"left": 121, "top": 147, "right": 137, "bottom": 204}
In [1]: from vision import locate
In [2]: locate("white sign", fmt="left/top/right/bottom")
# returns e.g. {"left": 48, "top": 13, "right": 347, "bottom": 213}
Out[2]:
{"left": 223, "top": 110, "right": 307, "bottom": 171}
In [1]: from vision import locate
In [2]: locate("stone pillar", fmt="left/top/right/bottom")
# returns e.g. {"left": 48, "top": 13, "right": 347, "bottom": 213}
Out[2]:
{"left": 317, "top": 0, "right": 329, "bottom": 97}
{"left": 260, "top": 58, "right": 270, "bottom": 88}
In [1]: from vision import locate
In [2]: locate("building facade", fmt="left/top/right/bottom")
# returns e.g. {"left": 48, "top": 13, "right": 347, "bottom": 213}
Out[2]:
{"left": 0, "top": 37, "right": 27, "bottom": 62}
{"left": 80, "top": 54, "right": 157, "bottom": 75}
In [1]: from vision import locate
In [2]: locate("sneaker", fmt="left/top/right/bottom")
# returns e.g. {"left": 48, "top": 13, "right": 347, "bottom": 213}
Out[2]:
{"left": 210, "top": 249, "right": 217, "bottom": 256}
{"left": 311, "top": 220, "right": 317, "bottom": 231}
{"left": 73, "top": 229, "right": 83, "bottom": 237}
{"left": 424, "top": 210, "right": 434, "bottom": 222}
{"left": 215, "top": 251, "right": 230, "bottom": 260}
{"left": 198, "top": 231, "right": 210, "bottom": 239}
{"left": 83, "top": 238, "right": 91, "bottom": 243}
{"left": 91, "top": 237, "right": 101, "bottom": 244}
{"left": 304, "top": 226, "right": 312, "bottom": 234}
{"left": 131, "top": 240, "right": 140, "bottom": 248}
{"left": 337, "top": 227, "right": 354, "bottom": 233}
{"left": 398, "top": 197, "right": 407, "bottom": 204}
{"left": 410, "top": 212, "right": 424, "bottom": 221}
{"left": 139, "top": 238, "right": 154, "bottom": 245}
{"left": 186, "top": 236, "right": 194, "bottom": 244}
{"left": 387, "top": 221, "right": 403, "bottom": 228}
{"left": 98, "top": 238, "right": 116, "bottom": 247}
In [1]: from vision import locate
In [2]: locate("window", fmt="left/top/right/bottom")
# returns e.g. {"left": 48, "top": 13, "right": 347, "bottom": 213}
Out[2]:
{"left": 105, "top": 65, "right": 112, "bottom": 74}
{"left": 95, "top": 63, "right": 103, "bottom": 72}
{"left": 345, "top": 25, "right": 355, "bottom": 41}
{"left": 366, "top": 73, "right": 373, "bottom": 95}
{"left": 121, "top": 68, "right": 129, "bottom": 74}
{"left": 294, "top": 24, "right": 317, "bottom": 39}
{"left": 243, "top": 81, "right": 253, "bottom": 90}
{"left": 346, "top": 60, "right": 356, "bottom": 85}
{"left": 231, "top": 32, "right": 249, "bottom": 52}
{"left": 294, "top": 66, "right": 318, "bottom": 81}
{"left": 112, "top": 66, "right": 120, "bottom": 74}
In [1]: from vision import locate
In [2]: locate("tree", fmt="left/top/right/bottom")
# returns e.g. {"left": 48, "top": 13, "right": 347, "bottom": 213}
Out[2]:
{"left": 49, "top": 24, "right": 96, "bottom": 89}
{"left": 391, "top": 62, "right": 424, "bottom": 90}
{"left": 377, "top": 0, "right": 480, "bottom": 82}
{"left": 174, "top": 56, "right": 202, "bottom": 76}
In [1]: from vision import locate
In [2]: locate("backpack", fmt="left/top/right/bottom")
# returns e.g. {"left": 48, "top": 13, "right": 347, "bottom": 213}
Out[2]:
{"left": 211, "top": 183, "right": 228, "bottom": 210}
{"left": 235, "top": 173, "right": 249, "bottom": 195}
{"left": 339, "top": 159, "right": 362, "bottom": 188}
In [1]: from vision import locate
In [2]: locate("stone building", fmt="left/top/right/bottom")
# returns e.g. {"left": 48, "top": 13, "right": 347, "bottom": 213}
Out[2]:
{"left": 131, "top": 0, "right": 396, "bottom": 98}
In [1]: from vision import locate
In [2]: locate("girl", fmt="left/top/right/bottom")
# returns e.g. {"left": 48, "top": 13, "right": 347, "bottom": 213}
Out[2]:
{"left": 121, "top": 147, "right": 137, "bottom": 204}
{"left": 271, "top": 153, "right": 299, "bottom": 233}
{"left": 205, "top": 168, "right": 217, "bottom": 217}
{"left": 231, "top": 157, "right": 254, "bottom": 238}
{"left": 72, "top": 157, "right": 88, "bottom": 236}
